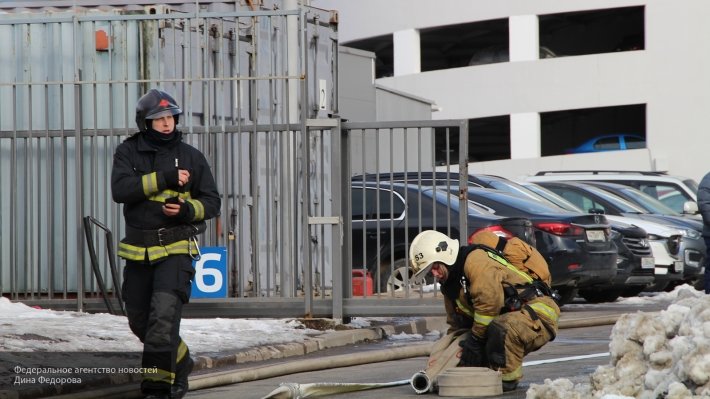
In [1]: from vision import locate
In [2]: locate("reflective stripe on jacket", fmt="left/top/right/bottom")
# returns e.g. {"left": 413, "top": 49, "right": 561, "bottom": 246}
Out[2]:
{"left": 111, "top": 131, "right": 220, "bottom": 263}
{"left": 118, "top": 239, "right": 198, "bottom": 263}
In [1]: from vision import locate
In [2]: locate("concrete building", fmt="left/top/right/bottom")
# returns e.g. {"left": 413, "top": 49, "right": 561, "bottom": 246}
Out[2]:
{"left": 311, "top": 0, "right": 710, "bottom": 183}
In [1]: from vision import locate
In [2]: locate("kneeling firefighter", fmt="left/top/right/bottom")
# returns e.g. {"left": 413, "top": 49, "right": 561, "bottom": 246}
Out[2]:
{"left": 408, "top": 230, "right": 560, "bottom": 393}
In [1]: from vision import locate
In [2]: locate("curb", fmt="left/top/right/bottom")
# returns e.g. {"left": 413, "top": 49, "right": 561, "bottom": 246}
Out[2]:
{"left": 193, "top": 316, "right": 448, "bottom": 372}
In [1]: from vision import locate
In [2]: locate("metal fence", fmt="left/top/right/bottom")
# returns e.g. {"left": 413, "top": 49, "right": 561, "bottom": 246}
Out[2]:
{"left": 1, "top": 4, "right": 470, "bottom": 319}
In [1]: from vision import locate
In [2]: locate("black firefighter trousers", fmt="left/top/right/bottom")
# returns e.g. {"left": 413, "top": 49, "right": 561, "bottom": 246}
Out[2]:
{"left": 122, "top": 254, "right": 195, "bottom": 395}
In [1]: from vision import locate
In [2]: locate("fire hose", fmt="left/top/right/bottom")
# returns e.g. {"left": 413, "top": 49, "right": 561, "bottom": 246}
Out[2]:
{"left": 51, "top": 315, "right": 620, "bottom": 399}
{"left": 260, "top": 314, "right": 620, "bottom": 398}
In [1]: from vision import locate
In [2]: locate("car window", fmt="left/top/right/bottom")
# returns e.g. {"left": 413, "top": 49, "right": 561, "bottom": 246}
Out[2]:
{"left": 624, "top": 135, "right": 645, "bottom": 149}
{"left": 424, "top": 188, "right": 492, "bottom": 216}
{"left": 660, "top": 193, "right": 687, "bottom": 212}
{"left": 616, "top": 187, "right": 680, "bottom": 215}
{"left": 684, "top": 179, "right": 699, "bottom": 195}
{"left": 545, "top": 187, "right": 605, "bottom": 213}
{"left": 521, "top": 183, "right": 583, "bottom": 212}
{"left": 583, "top": 185, "right": 647, "bottom": 212}
{"left": 351, "top": 186, "right": 405, "bottom": 220}
{"left": 593, "top": 137, "right": 620, "bottom": 151}
{"left": 632, "top": 183, "right": 692, "bottom": 213}
{"left": 475, "top": 189, "right": 574, "bottom": 214}
{"left": 484, "top": 179, "right": 545, "bottom": 201}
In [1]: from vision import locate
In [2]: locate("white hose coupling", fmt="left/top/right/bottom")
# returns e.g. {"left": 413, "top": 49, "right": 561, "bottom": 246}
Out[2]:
{"left": 410, "top": 370, "right": 432, "bottom": 394}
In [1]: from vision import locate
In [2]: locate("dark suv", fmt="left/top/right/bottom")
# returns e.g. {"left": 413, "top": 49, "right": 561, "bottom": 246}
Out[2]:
{"left": 351, "top": 181, "right": 534, "bottom": 293}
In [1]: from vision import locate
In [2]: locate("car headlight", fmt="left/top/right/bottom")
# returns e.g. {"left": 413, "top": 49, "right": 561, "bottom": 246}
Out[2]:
{"left": 679, "top": 229, "right": 702, "bottom": 240}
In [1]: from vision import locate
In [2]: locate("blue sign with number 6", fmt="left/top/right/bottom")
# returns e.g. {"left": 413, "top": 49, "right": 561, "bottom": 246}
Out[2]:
{"left": 191, "top": 246, "right": 228, "bottom": 299}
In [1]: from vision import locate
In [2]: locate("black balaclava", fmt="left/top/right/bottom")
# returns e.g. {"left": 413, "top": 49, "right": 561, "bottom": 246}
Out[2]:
{"left": 143, "top": 115, "right": 180, "bottom": 147}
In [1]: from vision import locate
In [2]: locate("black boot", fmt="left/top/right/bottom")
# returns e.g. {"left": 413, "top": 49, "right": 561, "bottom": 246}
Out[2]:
{"left": 502, "top": 380, "right": 519, "bottom": 392}
{"left": 171, "top": 381, "right": 188, "bottom": 399}
{"left": 143, "top": 392, "right": 171, "bottom": 399}
{"left": 172, "top": 356, "right": 194, "bottom": 399}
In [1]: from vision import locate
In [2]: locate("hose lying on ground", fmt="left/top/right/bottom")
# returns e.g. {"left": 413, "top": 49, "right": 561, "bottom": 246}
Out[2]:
{"left": 51, "top": 315, "right": 621, "bottom": 399}
{"left": 189, "top": 343, "right": 433, "bottom": 391}
{"left": 260, "top": 380, "right": 411, "bottom": 399}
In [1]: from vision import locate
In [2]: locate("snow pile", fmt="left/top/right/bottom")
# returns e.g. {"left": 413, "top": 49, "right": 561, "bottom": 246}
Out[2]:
{"left": 527, "top": 287, "right": 710, "bottom": 399}
{"left": 0, "top": 297, "right": 323, "bottom": 353}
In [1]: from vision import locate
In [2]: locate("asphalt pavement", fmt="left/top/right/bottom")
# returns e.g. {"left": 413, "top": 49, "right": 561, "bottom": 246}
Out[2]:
{"left": 186, "top": 323, "right": 615, "bottom": 399}
{"left": 28, "top": 299, "right": 668, "bottom": 398}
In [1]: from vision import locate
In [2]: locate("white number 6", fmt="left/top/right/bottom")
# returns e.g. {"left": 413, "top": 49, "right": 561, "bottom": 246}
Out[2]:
{"left": 194, "top": 253, "right": 223, "bottom": 293}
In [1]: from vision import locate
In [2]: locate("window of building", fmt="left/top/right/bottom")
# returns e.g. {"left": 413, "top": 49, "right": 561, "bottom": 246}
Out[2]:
{"left": 420, "top": 18, "right": 509, "bottom": 72}
{"left": 539, "top": 6, "right": 644, "bottom": 57}
{"left": 540, "top": 104, "right": 646, "bottom": 156}
{"left": 434, "top": 115, "right": 510, "bottom": 165}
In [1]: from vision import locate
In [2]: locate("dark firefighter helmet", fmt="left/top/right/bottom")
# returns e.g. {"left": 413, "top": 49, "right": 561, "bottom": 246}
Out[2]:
{"left": 135, "top": 89, "right": 183, "bottom": 132}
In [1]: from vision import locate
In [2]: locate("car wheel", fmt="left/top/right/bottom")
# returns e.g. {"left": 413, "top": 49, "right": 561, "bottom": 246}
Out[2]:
{"left": 555, "top": 287, "right": 578, "bottom": 306}
{"left": 644, "top": 281, "right": 669, "bottom": 292}
{"left": 694, "top": 277, "right": 705, "bottom": 291}
{"left": 663, "top": 280, "right": 682, "bottom": 292}
{"left": 578, "top": 289, "right": 621, "bottom": 303}
{"left": 376, "top": 258, "right": 429, "bottom": 293}
{"left": 387, "top": 265, "right": 425, "bottom": 292}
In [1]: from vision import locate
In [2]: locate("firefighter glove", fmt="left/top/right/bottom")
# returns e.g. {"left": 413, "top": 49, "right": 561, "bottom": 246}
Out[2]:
{"left": 458, "top": 334, "right": 486, "bottom": 367}
{"left": 163, "top": 169, "right": 181, "bottom": 190}
{"left": 177, "top": 201, "right": 190, "bottom": 221}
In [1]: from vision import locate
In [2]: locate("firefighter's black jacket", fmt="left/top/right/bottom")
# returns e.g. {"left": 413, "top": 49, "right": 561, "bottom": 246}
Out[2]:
{"left": 111, "top": 130, "right": 220, "bottom": 261}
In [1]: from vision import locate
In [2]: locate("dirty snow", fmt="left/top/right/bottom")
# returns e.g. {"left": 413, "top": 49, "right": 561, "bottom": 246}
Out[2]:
{"left": 527, "top": 286, "right": 710, "bottom": 399}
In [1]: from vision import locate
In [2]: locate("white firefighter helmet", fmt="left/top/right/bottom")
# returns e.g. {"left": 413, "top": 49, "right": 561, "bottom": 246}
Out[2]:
{"left": 409, "top": 230, "right": 460, "bottom": 279}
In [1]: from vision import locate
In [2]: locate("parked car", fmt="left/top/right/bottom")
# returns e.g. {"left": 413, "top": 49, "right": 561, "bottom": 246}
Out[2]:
{"left": 451, "top": 186, "right": 619, "bottom": 304}
{"left": 527, "top": 170, "right": 699, "bottom": 214}
{"left": 582, "top": 181, "right": 701, "bottom": 221}
{"left": 581, "top": 180, "right": 705, "bottom": 290}
{"left": 564, "top": 134, "right": 646, "bottom": 154}
{"left": 603, "top": 215, "right": 684, "bottom": 295}
{"left": 519, "top": 181, "right": 684, "bottom": 296}
{"left": 354, "top": 172, "right": 620, "bottom": 304}
{"left": 351, "top": 181, "right": 534, "bottom": 293}
{"left": 534, "top": 181, "right": 704, "bottom": 290}
{"left": 464, "top": 176, "right": 662, "bottom": 301}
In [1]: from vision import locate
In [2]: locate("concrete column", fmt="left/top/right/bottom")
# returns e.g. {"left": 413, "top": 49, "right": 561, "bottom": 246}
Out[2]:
{"left": 393, "top": 29, "right": 420, "bottom": 76}
{"left": 509, "top": 15, "right": 539, "bottom": 61}
{"left": 510, "top": 112, "right": 541, "bottom": 159}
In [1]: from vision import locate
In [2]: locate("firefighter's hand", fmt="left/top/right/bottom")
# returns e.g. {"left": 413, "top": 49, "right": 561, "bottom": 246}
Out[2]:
{"left": 163, "top": 199, "right": 184, "bottom": 216}
{"left": 458, "top": 334, "right": 486, "bottom": 367}
{"left": 177, "top": 169, "right": 190, "bottom": 187}
{"left": 163, "top": 169, "right": 190, "bottom": 188}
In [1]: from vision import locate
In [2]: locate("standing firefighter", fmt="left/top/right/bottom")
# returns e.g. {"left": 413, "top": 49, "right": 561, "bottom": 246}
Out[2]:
{"left": 409, "top": 230, "right": 560, "bottom": 393}
{"left": 111, "top": 89, "right": 221, "bottom": 399}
